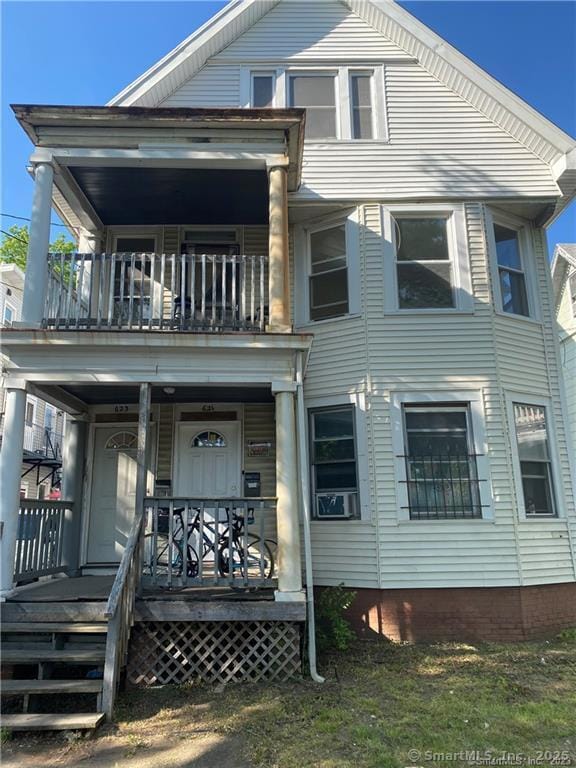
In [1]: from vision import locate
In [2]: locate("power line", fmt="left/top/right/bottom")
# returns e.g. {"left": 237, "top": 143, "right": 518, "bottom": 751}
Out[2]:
{"left": 0, "top": 229, "right": 29, "bottom": 245}
{"left": 1, "top": 213, "right": 70, "bottom": 228}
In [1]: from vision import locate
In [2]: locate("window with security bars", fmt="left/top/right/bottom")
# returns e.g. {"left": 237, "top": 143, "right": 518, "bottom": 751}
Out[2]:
{"left": 402, "top": 405, "right": 482, "bottom": 520}
{"left": 310, "top": 406, "right": 359, "bottom": 519}
{"left": 513, "top": 403, "right": 556, "bottom": 517}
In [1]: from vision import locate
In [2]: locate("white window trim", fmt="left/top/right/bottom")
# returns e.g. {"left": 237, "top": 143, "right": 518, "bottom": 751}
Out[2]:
{"left": 381, "top": 203, "right": 473, "bottom": 314}
{"left": 390, "top": 390, "right": 493, "bottom": 522}
{"left": 294, "top": 208, "right": 361, "bottom": 326}
{"left": 244, "top": 64, "right": 388, "bottom": 143}
{"left": 3, "top": 301, "right": 16, "bottom": 326}
{"left": 485, "top": 207, "right": 539, "bottom": 322}
{"left": 306, "top": 392, "right": 371, "bottom": 523}
{"left": 504, "top": 391, "right": 563, "bottom": 520}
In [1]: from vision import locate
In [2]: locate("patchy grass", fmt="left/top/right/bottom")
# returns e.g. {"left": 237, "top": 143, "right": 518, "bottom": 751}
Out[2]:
{"left": 3, "top": 635, "right": 576, "bottom": 768}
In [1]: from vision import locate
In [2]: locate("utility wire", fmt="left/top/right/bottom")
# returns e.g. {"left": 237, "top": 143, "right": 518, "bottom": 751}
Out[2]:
{"left": 1, "top": 213, "right": 69, "bottom": 228}
{"left": 0, "top": 229, "right": 29, "bottom": 245}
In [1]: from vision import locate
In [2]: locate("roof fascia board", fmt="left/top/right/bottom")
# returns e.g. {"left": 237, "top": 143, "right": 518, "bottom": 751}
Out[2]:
{"left": 344, "top": 0, "right": 575, "bottom": 164}
{"left": 108, "top": 0, "right": 278, "bottom": 107}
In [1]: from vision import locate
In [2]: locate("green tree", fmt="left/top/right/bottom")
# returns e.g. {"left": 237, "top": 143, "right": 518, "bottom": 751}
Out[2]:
{"left": 0, "top": 224, "right": 76, "bottom": 271}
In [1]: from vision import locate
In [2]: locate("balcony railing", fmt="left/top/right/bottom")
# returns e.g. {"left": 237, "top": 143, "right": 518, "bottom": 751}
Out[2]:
{"left": 142, "top": 497, "right": 277, "bottom": 589}
{"left": 23, "top": 422, "right": 63, "bottom": 460}
{"left": 44, "top": 252, "right": 268, "bottom": 332}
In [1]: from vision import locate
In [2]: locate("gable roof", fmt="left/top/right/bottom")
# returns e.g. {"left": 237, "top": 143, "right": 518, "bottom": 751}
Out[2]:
{"left": 551, "top": 243, "right": 576, "bottom": 312}
{"left": 108, "top": 0, "right": 575, "bottom": 169}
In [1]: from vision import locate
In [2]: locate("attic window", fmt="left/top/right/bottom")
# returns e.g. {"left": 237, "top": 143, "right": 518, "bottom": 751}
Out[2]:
{"left": 289, "top": 74, "right": 337, "bottom": 140}
{"left": 251, "top": 73, "right": 275, "bottom": 107}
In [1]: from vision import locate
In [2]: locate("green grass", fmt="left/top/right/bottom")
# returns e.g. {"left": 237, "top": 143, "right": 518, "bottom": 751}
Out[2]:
{"left": 5, "top": 635, "right": 575, "bottom": 767}
{"left": 111, "top": 634, "right": 576, "bottom": 768}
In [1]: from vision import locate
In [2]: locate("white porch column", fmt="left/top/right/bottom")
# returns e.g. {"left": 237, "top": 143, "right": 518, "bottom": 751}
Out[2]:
{"left": 273, "top": 383, "right": 303, "bottom": 599}
{"left": 78, "top": 229, "right": 102, "bottom": 315}
{"left": 61, "top": 418, "right": 87, "bottom": 576}
{"left": 267, "top": 164, "right": 290, "bottom": 332}
{"left": 22, "top": 162, "right": 54, "bottom": 325}
{"left": 0, "top": 386, "right": 27, "bottom": 595}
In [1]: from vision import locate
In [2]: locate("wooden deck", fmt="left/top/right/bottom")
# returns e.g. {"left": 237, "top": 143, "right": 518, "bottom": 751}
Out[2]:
{"left": 4, "top": 575, "right": 305, "bottom": 622}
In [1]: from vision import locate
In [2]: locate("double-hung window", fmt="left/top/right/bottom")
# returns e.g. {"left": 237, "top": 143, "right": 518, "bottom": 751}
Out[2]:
{"left": 310, "top": 406, "right": 359, "bottom": 519}
{"left": 493, "top": 224, "right": 529, "bottom": 317}
{"left": 309, "top": 223, "right": 349, "bottom": 320}
{"left": 289, "top": 73, "right": 337, "bottom": 140}
{"left": 394, "top": 216, "right": 455, "bottom": 309}
{"left": 402, "top": 404, "right": 482, "bottom": 520}
{"left": 513, "top": 403, "right": 556, "bottom": 517}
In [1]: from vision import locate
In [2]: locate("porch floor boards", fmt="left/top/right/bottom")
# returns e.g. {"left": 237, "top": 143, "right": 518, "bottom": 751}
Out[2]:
{"left": 7, "top": 575, "right": 276, "bottom": 603}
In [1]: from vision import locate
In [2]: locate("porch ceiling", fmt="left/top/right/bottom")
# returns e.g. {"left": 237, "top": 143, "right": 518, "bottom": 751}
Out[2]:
{"left": 59, "top": 384, "right": 274, "bottom": 405}
{"left": 68, "top": 166, "right": 269, "bottom": 226}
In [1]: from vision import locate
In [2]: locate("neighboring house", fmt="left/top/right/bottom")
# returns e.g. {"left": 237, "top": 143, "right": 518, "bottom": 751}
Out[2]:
{"left": 552, "top": 244, "right": 576, "bottom": 458}
{"left": 0, "top": 264, "right": 65, "bottom": 499}
{"left": 1, "top": 0, "right": 576, "bottom": 732}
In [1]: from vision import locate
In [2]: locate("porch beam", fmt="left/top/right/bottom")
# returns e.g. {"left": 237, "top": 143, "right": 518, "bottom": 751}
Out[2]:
{"left": 26, "top": 384, "right": 89, "bottom": 417}
{"left": 274, "top": 387, "right": 303, "bottom": 600}
{"left": 267, "top": 165, "right": 291, "bottom": 332}
{"left": 0, "top": 386, "right": 27, "bottom": 595}
{"left": 22, "top": 162, "right": 54, "bottom": 326}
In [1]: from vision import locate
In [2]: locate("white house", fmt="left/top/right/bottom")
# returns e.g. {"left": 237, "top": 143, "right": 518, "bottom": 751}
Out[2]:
{"left": 552, "top": 244, "right": 576, "bottom": 458}
{"left": 1, "top": 0, "right": 576, "bottom": 732}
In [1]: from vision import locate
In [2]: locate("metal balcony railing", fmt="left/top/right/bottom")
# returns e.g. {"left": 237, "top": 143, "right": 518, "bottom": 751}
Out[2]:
{"left": 43, "top": 252, "right": 269, "bottom": 332}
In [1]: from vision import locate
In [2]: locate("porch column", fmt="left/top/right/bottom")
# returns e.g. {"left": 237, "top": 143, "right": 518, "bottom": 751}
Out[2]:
{"left": 267, "top": 164, "right": 290, "bottom": 332}
{"left": 273, "top": 384, "right": 303, "bottom": 599}
{"left": 78, "top": 229, "right": 102, "bottom": 316}
{"left": 22, "top": 162, "right": 54, "bottom": 326}
{"left": 61, "top": 418, "right": 87, "bottom": 577}
{"left": 0, "top": 386, "right": 27, "bottom": 595}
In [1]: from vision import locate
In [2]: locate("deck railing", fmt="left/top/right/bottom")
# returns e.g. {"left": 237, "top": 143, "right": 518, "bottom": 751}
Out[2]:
{"left": 43, "top": 252, "right": 268, "bottom": 332}
{"left": 14, "top": 500, "right": 70, "bottom": 583}
{"left": 143, "top": 497, "right": 277, "bottom": 590}
{"left": 23, "top": 421, "right": 63, "bottom": 460}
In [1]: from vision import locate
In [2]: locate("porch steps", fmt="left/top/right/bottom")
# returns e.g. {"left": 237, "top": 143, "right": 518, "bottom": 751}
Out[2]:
{"left": 1, "top": 622, "right": 108, "bottom": 634}
{"left": 1, "top": 648, "right": 106, "bottom": 664}
{"left": 1, "top": 712, "right": 105, "bottom": 731}
{"left": 2, "top": 679, "right": 103, "bottom": 695}
{"left": 1, "top": 618, "right": 107, "bottom": 733}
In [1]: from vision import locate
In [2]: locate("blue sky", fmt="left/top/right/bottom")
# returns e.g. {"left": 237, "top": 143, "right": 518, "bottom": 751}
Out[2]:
{"left": 1, "top": 0, "right": 575, "bottom": 254}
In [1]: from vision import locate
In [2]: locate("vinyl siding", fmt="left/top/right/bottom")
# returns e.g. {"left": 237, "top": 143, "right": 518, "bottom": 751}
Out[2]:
{"left": 299, "top": 203, "right": 576, "bottom": 589}
{"left": 160, "top": 3, "right": 558, "bottom": 200}
{"left": 556, "top": 266, "right": 576, "bottom": 463}
{"left": 162, "top": 63, "right": 241, "bottom": 107}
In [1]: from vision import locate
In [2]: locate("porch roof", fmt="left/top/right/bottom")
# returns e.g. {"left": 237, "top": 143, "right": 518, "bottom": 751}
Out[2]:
{"left": 12, "top": 104, "right": 305, "bottom": 231}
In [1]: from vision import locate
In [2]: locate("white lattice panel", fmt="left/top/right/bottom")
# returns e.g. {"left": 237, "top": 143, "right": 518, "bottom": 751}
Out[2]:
{"left": 127, "top": 621, "right": 301, "bottom": 685}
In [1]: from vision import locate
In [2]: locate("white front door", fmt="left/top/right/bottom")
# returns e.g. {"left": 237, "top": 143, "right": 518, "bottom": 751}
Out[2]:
{"left": 87, "top": 427, "right": 139, "bottom": 564}
{"left": 175, "top": 422, "right": 240, "bottom": 498}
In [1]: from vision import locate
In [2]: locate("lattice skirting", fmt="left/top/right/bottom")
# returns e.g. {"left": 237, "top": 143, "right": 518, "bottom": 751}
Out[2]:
{"left": 127, "top": 621, "right": 302, "bottom": 686}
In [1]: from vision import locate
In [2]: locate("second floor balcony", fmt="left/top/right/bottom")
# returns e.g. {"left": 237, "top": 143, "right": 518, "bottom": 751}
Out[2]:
{"left": 44, "top": 251, "right": 268, "bottom": 332}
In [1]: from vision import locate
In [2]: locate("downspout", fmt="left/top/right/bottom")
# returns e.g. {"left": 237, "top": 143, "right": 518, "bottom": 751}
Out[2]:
{"left": 296, "top": 351, "right": 325, "bottom": 684}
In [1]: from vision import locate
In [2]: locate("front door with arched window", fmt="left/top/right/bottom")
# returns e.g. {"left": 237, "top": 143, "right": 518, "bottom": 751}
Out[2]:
{"left": 87, "top": 427, "right": 139, "bottom": 564}
{"left": 174, "top": 422, "right": 240, "bottom": 498}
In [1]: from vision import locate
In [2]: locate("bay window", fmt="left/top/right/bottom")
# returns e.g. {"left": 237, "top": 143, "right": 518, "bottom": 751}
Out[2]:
{"left": 402, "top": 404, "right": 482, "bottom": 520}
{"left": 494, "top": 224, "right": 529, "bottom": 317}
{"left": 310, "top": 406, "right": 359, "bottom": 519}
{"left": 513, "top": 403, "right": 556, "bottom": 517}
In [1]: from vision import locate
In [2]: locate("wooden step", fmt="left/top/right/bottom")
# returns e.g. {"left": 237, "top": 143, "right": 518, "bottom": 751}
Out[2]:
{"left": 1, "top": 622, "right": 107, "bottom": 634}
{"left": 1, "top": 648, "right": 105, "bottom": 664}
{"left": 1, "top": 712, "right": 105, "bottom": 731}
{"left": 2, "top": 679, "right": 103, "bottom": 695}
{"left": 1, "top": 603, "right": 107, "bottom": 623}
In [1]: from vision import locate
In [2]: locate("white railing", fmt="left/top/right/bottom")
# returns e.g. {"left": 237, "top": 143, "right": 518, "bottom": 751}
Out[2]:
{"left": 14, "top": 500, "right": 70, "bottom": 583}
{"left": 43, "top": 252, "right": 268, "bottom": 332}
{"left": 143, "top": 497, "right": 277, "bottom": 590}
